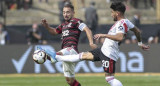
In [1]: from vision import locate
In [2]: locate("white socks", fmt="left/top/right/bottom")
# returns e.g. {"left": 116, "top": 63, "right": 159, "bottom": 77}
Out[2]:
{"left": 105, "top": 76, "right": 123, "bottom": 86}
{"left": 55, "top": 53, "right": 83, "bottom": 62}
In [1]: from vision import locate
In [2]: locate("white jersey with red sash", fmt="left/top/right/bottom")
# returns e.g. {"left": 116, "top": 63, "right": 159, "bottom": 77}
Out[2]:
{"left": 101, "top": 19, "right": 135, "bottom": 61}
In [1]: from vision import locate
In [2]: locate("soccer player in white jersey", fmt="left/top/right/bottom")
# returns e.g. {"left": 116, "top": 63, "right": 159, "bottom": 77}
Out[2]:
{"left": 46, "top": 2, "right": 150, "bottom": 86}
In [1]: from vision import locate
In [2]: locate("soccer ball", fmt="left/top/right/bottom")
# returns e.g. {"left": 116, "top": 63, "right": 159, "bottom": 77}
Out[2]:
{"left": 32, "top": 50, "right": 47, "bottom": 64}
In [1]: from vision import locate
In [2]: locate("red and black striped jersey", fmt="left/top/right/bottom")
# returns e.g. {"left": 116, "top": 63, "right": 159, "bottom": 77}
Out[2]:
{"left": 56, "top": 18, "right": 86, "bottom": 52}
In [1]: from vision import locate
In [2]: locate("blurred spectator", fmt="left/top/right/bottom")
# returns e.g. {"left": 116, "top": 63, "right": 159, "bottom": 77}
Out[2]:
{"left": 148, "top": 0, "right": 155, "bottom": 9}
{"left": 9, "top": 0, "right": 17, "bottom": 10}
{"left": 26, "top": 23, "right": 42, "bottom": 45}
{"left": 130, "top": 0, "right": 138, "bottom": 9}
{"left": 39, "top": 0, "right": 49, "bottom": 3}
{"left": 5, "top": 0, "right": 32, "bottom": 10}
{"left": 130, "top": 13, "right": 141, "bottom": 44}
{"left": 0, "top": 1, "right": 4, "bottom": 16}
{"left": 85, "top": 1, "right": 98, "bottom": 35}
{"left": 81, "top": 0, "right": 85, "bottom": 8}
{"left": 124, "top": 31, "right": 133, "bottom": 44}
{"left": 0, "top": 23, "right": 9, "bottom": 45}
{"left": 144, "top": 0, "right": 148, "bottom": 9}
{"left": 124, "top": 31, "right": 137, "bottom": 44}
{"left": 80, "top": 1, "right": 98, "bottom": 43}
{"left": 132, "top": 13, "right": 141, "bottom": 28}
{"left": 5, "top": 0, "right": 17, "bottom": 10}
{"left": 148, "top": 36, "right": 155, "bottom": 44}
{"left": 131, "top": 35, "right": 137, "bottom": 44}
{"left": 155, "top": 29, "right": 160, "bottom": 44}
{"left": 144, "top": 0, "right": 155, "bottom": 9}
{"left": 23, "top": 0, "right": 32, "bottom": 10}
{"left": 17, "top": 0, "right": 23, "bottom": 9}
{"left": 58, "top": 0, "right": 72, "bottom": 23}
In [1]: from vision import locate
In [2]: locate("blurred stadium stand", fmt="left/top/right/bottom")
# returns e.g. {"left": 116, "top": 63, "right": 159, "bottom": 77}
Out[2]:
{"left": 0, "top": 0, "right": 158, "bottom": 25}
{"left": 0, "top": 0, "right": 159, "bottom": 44}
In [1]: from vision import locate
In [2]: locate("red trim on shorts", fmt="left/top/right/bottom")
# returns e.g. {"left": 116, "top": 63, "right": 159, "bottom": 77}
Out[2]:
{"left": 109, "top": 59, "right": 113, "bottom": 73}
{"left": 56, "top": 52, "right": 61, "bottom": 55}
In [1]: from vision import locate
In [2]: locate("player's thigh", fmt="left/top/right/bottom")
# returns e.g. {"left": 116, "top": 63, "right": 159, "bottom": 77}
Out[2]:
{"left": 81, "top": 52, "right": 94, "bottom": 60}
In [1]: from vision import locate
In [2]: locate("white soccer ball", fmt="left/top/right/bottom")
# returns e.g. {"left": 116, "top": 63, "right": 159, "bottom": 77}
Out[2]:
{"left": 33, "top": 50, "right": 47, "bottom": 64}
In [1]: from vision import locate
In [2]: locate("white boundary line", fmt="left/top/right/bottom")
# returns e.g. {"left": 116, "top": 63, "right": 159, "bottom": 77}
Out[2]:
{"left": 1, "top": 73, "right": 160, "bottom": 77}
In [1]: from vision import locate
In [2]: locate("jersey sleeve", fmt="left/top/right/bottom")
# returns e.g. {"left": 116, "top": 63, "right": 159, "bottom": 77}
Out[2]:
{"left": 55, "top": 24, "right": 62, "bottom": 34}
{"left": 126, "top": 20, "right": 135, "bottom": 30}
{"left": 77, "top": 20, "right": 87, "bottom": 31}
{"left": 116, "top": 20, "right": 135, "bottom": 34}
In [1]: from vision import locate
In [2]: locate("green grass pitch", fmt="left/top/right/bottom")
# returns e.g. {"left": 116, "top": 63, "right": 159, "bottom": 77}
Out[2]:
{"left": 0, "top": 73, "right": 160, "bottom": 86}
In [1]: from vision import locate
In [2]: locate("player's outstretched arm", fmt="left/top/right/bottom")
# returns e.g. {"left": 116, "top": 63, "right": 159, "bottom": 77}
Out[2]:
{"left": 94, "top": 33, "right": 124, "bottom": 42}
{"left": 131, "top": 26, "right": 150, "bottom": 51}
{"left": 83, "top": 27, "right": 97, "bottom": 49}
{"left": 41, "top": 19, "right": 58, "bottom": 35}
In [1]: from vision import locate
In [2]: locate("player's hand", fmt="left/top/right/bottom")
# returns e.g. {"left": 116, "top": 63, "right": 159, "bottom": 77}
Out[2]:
{"left": 41, "top": 19, "right": 49, "bottom": 28}
{"left": 139, "top": 44, "right": 150, "bottom": 51}
{"left": 94, "top": 34, "right": 105, "bottom": 40}
{"left": 89, "top": 43, "right": 98, "bottom": 49}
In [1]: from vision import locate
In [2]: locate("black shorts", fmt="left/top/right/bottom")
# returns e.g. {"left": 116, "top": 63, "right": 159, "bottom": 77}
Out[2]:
{"left": 89, "top": 48, "right": 116, "bottom": 74}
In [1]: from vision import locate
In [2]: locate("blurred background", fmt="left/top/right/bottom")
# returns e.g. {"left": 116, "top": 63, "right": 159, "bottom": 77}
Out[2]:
{"left": 0, "top": 0, "right": 160, "bottom": 44}
{"left": 0, "top": 0, "right": 160, "bottom": 74}
{"left": 0, "top": 0, "right": 160, "bottom": 86}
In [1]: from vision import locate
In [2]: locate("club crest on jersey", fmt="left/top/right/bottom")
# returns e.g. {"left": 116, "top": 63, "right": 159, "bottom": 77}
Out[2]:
{"left": 118, "top": 26, "right": 123, "bottom": 31}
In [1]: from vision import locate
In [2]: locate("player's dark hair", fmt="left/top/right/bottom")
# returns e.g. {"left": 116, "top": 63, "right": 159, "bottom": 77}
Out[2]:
{"left": 64, "top": 3, "right": 74, "bottom": 11}
{"left": 110, "top": 2, "right": 126, "bottom": 14}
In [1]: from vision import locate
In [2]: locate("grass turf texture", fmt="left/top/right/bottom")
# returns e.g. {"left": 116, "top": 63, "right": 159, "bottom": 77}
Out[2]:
{"left": 0, "top": 73, "right": 160, "bottom": 86}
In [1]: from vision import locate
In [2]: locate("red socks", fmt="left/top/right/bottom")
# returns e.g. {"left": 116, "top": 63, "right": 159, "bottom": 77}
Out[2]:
{"left": 71, "top": 80, "right": 81, "bottom": 86}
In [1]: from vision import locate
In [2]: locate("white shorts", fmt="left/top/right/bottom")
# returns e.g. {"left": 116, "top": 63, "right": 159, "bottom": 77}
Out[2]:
{"left": 59, "top": 47, "right": 78, "bottom": 77}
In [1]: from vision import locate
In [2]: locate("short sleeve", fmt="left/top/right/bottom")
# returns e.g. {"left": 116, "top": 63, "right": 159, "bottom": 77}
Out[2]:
{"left": 56, "top": 24, "right": 62, "bottom": 34}
{"left": 116, "top": 20, "right": 135, "bottom": 34}
{"left": 126, "top": 20, "right": 135, "bottom": 29}
{"left": 77, "top": 20, "right": 86, "bottom": 31}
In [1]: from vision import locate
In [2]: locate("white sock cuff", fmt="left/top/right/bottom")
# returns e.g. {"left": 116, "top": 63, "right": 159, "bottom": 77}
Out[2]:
{"left": 105, "top": 76, "right": 115, "bottom": 82}
{"left": 79, "top": 52, "right": 84, "bottom": 60}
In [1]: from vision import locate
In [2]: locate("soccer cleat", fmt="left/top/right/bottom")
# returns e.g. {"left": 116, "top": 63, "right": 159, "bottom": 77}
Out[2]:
{"left": 36, "top": 46, "right": 57, "bottom": 63}
{"left": 45, "top": 49, "right": 57, "bottom": 63}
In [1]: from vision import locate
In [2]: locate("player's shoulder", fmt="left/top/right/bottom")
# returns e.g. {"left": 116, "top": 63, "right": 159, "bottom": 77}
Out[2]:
{"left": 118, "top": 19, "right": 132, "bottom": 25}
{"left": 71, "top": 18, "right": 83, "bottom": 23}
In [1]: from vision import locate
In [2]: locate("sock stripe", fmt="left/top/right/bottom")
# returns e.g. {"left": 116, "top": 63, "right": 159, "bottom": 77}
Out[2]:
{"left": 79, "top": 53, "right": 83, "bottom": 60}
{"left": 106, "top": 76, "right": 114, "bottom": 82}
{"left": 71, "top": 80, "right": 81, "bottom": 86}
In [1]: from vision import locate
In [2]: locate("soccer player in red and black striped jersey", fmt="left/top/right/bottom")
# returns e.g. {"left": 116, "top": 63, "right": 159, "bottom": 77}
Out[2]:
{"left": 41, "top": 4, "right": 97, "bottom": 86}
